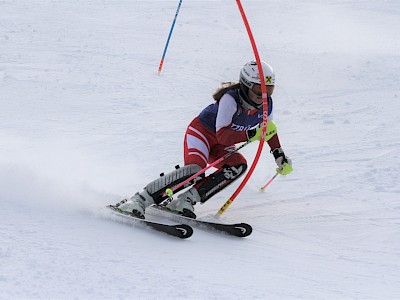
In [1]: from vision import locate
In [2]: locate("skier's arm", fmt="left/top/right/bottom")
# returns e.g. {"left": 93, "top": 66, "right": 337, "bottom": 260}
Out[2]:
{"left": 216, "top": 94, "right": 281, "bottom": 145}
{"left": 215, "top": 95, "right": 248, "bottom": 145}
{"left": 267, "top": 132, "right": 281, "bottom": 150}
{"left": 216, "top": 126, "right": 248, "bottom": 145}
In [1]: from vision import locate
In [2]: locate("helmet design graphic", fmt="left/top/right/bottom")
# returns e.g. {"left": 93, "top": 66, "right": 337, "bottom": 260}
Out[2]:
{"left": 239, "top": 61, "right": 275, "bottom": 110}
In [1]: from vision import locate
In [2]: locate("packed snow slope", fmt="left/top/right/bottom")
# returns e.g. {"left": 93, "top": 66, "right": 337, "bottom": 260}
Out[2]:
{"left": 1, "top": 1, "right": 399, "bottom": 299}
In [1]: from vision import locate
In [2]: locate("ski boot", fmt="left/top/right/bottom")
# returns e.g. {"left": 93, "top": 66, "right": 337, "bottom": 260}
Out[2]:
{"left": 114, "top": 164, "right": 202, "bottom": 219}
{"left": 115, "top": 190, "right": 154, "bottom": 219}
{"left": 166, "top": 187, "right": 201, "bottom": 219}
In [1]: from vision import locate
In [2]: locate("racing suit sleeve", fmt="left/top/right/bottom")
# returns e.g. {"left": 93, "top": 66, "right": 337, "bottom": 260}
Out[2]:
{"left": 215, "top": 94, "right": 248, "bottom": 145}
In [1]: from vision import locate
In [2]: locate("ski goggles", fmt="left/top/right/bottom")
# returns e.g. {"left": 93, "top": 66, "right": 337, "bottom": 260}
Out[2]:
{"left": 249, "top": 84, "right": 275, "bottom": 98}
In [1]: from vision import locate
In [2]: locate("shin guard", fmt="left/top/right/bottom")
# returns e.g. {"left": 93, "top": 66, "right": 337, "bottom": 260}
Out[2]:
{"left": 144, "top": 164, "right": 202, "bottom": 204}
{"left": 195, "top": 163, "right": 247, "bottom": 203}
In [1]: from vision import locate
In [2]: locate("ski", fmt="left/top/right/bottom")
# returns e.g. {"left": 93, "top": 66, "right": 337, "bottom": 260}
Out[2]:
{"left": 148, "top": 205, "right": 252, "bottom": 237}
{"left": 106, "top": 205, "right": 193, "bottom": 239}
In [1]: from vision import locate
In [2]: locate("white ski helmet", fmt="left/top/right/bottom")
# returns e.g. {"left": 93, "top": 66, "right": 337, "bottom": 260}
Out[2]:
{"left": 239, "top": 61, "right": 275, "bottom": 109}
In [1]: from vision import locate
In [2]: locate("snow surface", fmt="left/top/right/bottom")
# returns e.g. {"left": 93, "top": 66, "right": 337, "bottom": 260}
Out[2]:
{"left": 1, "top": 1, "right": 400, "bottom": 299}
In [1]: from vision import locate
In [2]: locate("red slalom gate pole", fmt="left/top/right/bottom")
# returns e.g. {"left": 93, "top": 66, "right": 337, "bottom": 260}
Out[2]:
{"left": 217, "top": 0, "right": 269, "bottom": 216}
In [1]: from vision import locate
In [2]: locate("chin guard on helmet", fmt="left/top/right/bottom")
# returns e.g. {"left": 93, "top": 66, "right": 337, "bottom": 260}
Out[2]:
{"left": 238, "top": 88, "right": 262, "bottom": 110}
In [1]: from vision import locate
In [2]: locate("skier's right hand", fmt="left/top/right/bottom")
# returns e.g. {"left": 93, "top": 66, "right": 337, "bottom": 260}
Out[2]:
{"left": 246, "top": 120, "right": 277, "bottom": 143}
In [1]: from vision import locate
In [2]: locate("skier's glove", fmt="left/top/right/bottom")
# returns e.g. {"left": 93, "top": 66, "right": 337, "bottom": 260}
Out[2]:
{"left": 246, "top": 120, "right": 277, "bottom": 143}
{"left": 272, "top": 147, "right": 293, "bottom": 175}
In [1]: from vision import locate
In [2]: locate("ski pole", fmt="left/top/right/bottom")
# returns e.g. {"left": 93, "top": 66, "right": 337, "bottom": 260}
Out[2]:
{"left": 164, "top": 140, "right": 251, "bottom": 197}
{"left": 216, "top": 0, "right": 268, "bottom": 217}
{"left": 157, "top": 0, "right": 183, "bottom": 75}
{"left": 260, "top": 172, "right": 278, "bottom": 191}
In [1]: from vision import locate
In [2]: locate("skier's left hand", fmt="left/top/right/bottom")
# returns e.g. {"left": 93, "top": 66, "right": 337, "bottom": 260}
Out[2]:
{"left": 271, "top": 147, "right": 293, "bottom": 175}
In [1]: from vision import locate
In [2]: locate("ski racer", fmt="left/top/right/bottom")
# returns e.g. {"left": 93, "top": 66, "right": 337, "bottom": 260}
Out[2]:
{"left": 113, "top": 61, "right": 293, "bottom": 219}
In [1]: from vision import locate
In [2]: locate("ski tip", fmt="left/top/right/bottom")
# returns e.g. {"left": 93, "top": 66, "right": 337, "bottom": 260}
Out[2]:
{"left": 234, "top": 223, "right": 253, "bottom": 237}
{"left": 176, "top": 224, "right": 193, "bottom": 239}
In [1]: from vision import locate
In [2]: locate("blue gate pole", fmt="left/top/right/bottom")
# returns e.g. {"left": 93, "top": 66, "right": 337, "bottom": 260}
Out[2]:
{"left": 157, "top": 0, "right": 183, "bottom": 75}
